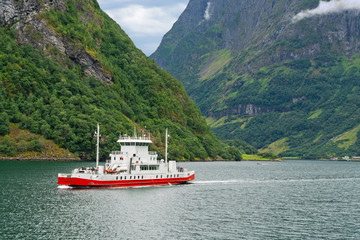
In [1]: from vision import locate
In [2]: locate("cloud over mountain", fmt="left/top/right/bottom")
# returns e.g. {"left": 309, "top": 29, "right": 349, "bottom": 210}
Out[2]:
{"left": 293, "top": 0, "right": 360, "bottom": 22}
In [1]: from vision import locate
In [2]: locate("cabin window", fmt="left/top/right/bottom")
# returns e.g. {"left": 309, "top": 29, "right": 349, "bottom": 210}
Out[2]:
{"left": 116, "top": 177, "right": 118, "bottom": 180}
{"left": 124, "top": 176, "right": 126, "bottom": 180}
{"left": 142, "top": 176, "right": 144, "bottom": 179}
{"left": 141, "top": 166, "right": 149, "bottom": 171}
{"left": 156, "top": 175, "right": 158, "bottom": 178}
{"left": 147, "top": 165, "right": 159, "bottom": 171}
{"left": 120, "top": 176, "right": 122, "bottom": 180}
{"left": 130, "top": 176, "right": 132, "bottom": 179}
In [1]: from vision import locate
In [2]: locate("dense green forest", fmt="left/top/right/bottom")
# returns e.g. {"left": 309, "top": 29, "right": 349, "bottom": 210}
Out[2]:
{"left": 208, "top": 55, "right": 360, "bottom": 159}
{"left": 0, "top": 0, "right": 243, "bottom": 160}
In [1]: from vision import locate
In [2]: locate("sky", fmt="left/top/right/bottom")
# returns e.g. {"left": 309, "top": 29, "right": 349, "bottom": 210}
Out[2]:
{"left": 97, "top": 0, "right": 189, "bottom": 56}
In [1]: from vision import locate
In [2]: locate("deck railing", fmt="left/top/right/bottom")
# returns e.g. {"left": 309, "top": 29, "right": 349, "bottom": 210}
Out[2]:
{"left": 110, "top": 151, "right": 157, "bottom": 157}
{"left": 118, "top": 136, "right": 151, "bottom": 141}
{"left": 111, "top": 151, "right": 124, "bottom": 155}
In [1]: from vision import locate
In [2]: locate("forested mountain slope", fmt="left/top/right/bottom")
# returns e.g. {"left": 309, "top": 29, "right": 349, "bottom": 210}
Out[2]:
{"left": 0, "top": 0, "right": 241, "bottom": 160}
{"left": 151, "top": 0, "right": 360, "bottom": 158}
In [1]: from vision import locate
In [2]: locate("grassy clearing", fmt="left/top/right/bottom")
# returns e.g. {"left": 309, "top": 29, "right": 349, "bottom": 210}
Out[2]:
{"left": 313, "top": 134, "right": 322, "bottom": 143}
{"left": 260, "top": 137, "right": 289, "bottom": 155}
{"left": 206, "top": 116, "right": 228, "bottom": 128}
{"left": 308, "top": 109, "right": 322, "bottom": 119}
{"left": 207, "top": 116, "right": 250, "bottom": 129}
{"left": 242, "top": 154, "right": 282, "bottom": 161}
{"left": 200, "top": 49, "right": 232, "bottom": 80}
{"left": 332, "top": 124, "right": 360, "bottom": 150}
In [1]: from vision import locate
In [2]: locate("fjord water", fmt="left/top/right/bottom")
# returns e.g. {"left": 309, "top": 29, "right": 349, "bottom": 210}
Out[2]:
{"left": 1, "top": 161, "right": 360, "bottom": 239}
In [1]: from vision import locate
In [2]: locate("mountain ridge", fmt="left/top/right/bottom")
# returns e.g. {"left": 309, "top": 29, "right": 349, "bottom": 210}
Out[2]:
{"left": 152, "top": 0, "right": 360, "bottom": 158}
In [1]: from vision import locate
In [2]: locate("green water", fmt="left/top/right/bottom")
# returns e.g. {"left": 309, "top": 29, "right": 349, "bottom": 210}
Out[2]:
{"left": 1, "top": 160, "right": 360, "bottom": 239}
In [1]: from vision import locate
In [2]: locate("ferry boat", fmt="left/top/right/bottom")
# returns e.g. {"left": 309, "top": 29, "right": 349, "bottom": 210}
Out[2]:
{"left": 58, "top": 124, "right": 195, "bottom": 188}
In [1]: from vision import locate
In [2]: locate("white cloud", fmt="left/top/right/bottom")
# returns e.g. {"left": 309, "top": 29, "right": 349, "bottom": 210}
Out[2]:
{"left": 293, "top": 0, "right": 360, "bottom": 22}
{"left": 106, "top": 3, "right": 187, "bottom": 37}
{"left": 98, "top": 1, "right": 189, "bottom": 55}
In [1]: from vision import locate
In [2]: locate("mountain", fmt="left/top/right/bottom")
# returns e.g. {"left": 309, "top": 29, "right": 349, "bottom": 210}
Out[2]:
{"left": 151, "top": 0, "right": 360, "bottom": 158}
{"left": 0, "top": 0, "right": 242, "bottom": 161}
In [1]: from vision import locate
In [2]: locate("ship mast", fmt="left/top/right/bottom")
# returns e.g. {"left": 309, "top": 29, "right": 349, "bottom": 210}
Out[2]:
{"left": 165, "top": 128, "right": 168, "bottom": 164}
{"left": 95, "top": 123, "right": 100, "bottom": 168}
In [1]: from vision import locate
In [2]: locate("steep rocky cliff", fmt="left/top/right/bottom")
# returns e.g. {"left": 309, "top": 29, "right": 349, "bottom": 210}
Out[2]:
{"left": 0, "top": 0, "right": 111, "bottom": 83}
{"left": 152, "top": 0, "right": 360, "bottom": 158}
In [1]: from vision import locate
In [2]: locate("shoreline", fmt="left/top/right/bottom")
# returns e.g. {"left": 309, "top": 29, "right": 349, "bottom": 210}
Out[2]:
{"left": 0, "top": 157, "right": 81, "bottom": 161}
{"left": 0, "top": 158, "right": 282, "bottom": 162}
{"left": 4, "top": 158, "right": 358, "bottom": 162}
{"left": 175, "top": 159, "right": 284, "bottom": 162}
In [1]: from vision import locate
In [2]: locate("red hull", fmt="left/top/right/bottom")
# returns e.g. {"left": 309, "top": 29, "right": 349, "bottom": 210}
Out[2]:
{"left": 58, "top": 174, "right": 195, "bottom": 188}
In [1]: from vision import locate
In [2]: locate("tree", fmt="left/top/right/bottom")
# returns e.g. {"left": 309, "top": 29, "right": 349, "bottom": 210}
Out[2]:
{"left": 28, "top": 137, "right": 43, "bottom": 152}
{"left": 0, "top": 135, "right": 17, "bottom": 156}
{"left": 0, "top": 112, "right": 10, "bottom": 135}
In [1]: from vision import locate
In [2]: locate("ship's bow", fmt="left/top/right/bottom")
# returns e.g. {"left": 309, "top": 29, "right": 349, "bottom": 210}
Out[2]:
{"left": 58, "top": 173, "right": 73, "bottom": 186}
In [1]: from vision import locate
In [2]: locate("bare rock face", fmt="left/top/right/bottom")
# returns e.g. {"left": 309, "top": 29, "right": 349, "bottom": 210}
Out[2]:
{"left": 0, "top": 0, "right": 17, "bottom": 25}
{"left": 209, "top": 104, "right": 273, "bottom": 118}
{"left": 0, "top": 0, "right": 111, "bottom": 84}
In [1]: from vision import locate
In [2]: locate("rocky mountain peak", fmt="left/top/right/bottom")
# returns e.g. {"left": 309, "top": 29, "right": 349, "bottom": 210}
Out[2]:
{"left": 0, "top": 0, "right": 66, "bottom": 26}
